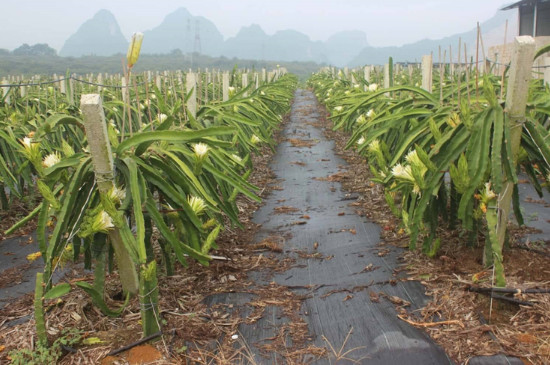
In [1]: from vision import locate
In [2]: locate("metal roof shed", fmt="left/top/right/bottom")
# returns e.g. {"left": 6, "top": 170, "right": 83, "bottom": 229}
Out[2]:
{"left": 502, "top": 0, "right": 550, "bottom": 36}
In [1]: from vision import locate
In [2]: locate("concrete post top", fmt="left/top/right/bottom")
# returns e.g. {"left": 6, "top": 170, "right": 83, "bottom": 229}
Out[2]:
{"left": 80, "top": 94, "right": 101, "bottom": 105}
{"left": 514, "top": 35, "right": 536, "bottom": 44}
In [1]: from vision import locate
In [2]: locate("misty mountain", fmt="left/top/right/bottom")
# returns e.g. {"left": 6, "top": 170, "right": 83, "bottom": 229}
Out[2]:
{"left": 262, "top": 29, "right": 328, "bottom": 63}
{"left": 222, "top": 24, "right": 269, "bottom": 60}
{"left": 325, "top": 31, "right": 369, "bottom": 67}
{"left": 141, "top": 8, "right": 224, "bottom": 56}
{"left": 59, "top": 9, "right": 128, "bottom": 57}
{"left": 58, "top": 7, "right": 364, "bottom": 65}
{"left": 224, "top": 26, "right": 369, "bottom": 65}
{"left": 220, "top": 25, "right": 328, "bottom": 63}
{"left": 58, "top": 6, "right": 515, "bottom": 67}
{"left": 349, "top": 9, "right": 517, "bottom": 66}
{"left": 222, "top": 27, "right": 371, "bottom": 65}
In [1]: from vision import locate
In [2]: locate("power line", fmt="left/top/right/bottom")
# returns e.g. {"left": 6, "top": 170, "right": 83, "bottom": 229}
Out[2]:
{"left": 0, "top": 76, "right": 146, "bottom": 88}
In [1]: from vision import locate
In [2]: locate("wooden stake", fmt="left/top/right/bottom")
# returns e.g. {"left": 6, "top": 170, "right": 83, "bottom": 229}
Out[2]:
{"left": 501, "top": 20, "right": 509, "bottom": 100}
{"left": 464, "top": 43, "right": 471, "bottom": 106}
{"left": 476, "top": 22, "right": 480, "bottom": 100}
{"left": 458, "top": 38, "right": 462, "bottom": 108}
{"left": 439, "top": 46, "right": 443, "bottom": 102}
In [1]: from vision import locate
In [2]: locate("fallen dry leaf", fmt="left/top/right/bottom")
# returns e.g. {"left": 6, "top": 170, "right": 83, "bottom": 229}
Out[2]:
{"left": 369, "top": 291, "right": 380, "bottom": 303}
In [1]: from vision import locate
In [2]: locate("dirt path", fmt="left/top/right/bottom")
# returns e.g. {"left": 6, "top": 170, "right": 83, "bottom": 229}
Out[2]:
{"left": 235, "top": 90, "right": 451, "bottom": 363}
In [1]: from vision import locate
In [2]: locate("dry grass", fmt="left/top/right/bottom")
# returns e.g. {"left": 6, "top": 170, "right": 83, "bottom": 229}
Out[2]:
{"left": 286, "top": 138, "right": 318, "bottom": 148}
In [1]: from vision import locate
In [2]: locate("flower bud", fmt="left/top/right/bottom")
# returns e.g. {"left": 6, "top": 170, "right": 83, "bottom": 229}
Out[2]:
{"left": 188, "top": 195, "right": 207, "bottom": 215}
{"left": 127, "top": 32, "right": 144, "bottom": 68}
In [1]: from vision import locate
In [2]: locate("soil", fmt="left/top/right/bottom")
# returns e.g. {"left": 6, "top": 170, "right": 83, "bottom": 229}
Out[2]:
{"left": 0, "top": 193, "right": 41, "bottom": 241}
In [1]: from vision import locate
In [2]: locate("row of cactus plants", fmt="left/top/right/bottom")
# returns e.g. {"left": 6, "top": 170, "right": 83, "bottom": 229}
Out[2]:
{"left": 1, "top": 33, "right": 297, "bottom": 351}
{"left": 309, "top": 43, "right": 550, "bottom": 287}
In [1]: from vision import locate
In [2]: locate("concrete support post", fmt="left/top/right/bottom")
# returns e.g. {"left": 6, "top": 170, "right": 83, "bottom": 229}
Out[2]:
{"left": 421, "top": 55, "right": 433, "bottom": 93}
{"left": 186, "top": 72, "right": 197, "bottom": 118}
{"left": 80, "top": 94, "right": 139, "bottom": 295}
{"left": 222, "top": 72, "right": 230, "bottom": 101}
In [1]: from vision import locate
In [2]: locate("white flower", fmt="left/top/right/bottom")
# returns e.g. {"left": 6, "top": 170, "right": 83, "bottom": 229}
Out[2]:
{"left": 334, "top": 106, "right": 343, "bottom": 112}
{"left": 391, "top": 163, "right": 414, "bottom": 181}
{"left": 231, "top": 154, "right": 242, "bottom": 163}
{"left": 193, "top": 143, "right": 209, "bottom": 158}
{"left": 483, "top": 182, "right": 497, "bottom": 201}
{"left": 109, "top": 186, "right": 126, "bottom": 204}
{"left": 251, "top": 135, "right": 261, "bottom": 145}
{"left": 366, "top": 109, "right": 375, "bottom": 118}
{"left": 19, "top": 137, "right": 41, "bottom": 162}
{"left": 357, "top": 137, "right": 366, "bottom": 145}
{"left": 368, "top": 84, "right": 378, "bottom": 92}
{"left": 42, "top": 152, "right": 60, "bottom": 168}
{"left": 405, "top": 150, "right": 424, "bottom": 169}
{"left": 353, "top": 84, "right": 360, "bottom": 89}
{"left": 367, "top": 139, "right": 381, "bottom": 153}
{"left": 21, "top": 137, "right": 33, "bottom": 149}
{"left": 344, "top": 90, "right": 351, "bottom": 95}
{"left": 158, "top": 113, "right": 168, "bottom": 123}
{"left": 356, "top": 115, "right": 367, "bottom": 124}
{"left": 97, "top": 210, "right": 114, "bottom": 232}
{"left": 188, "top": 195, "right": 206, "bottom": 215}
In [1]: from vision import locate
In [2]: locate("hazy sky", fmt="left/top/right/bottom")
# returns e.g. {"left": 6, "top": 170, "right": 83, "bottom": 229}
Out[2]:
{"left": 1, "top": 0, "right": 512, "bottom": 51}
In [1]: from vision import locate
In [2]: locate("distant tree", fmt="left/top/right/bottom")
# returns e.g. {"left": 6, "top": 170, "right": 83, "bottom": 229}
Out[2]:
{"left": 0, "top": 49, "right": 9, "bottom": 55}
{"left": 13, "top": 43, "right": 57, "bottom": 56}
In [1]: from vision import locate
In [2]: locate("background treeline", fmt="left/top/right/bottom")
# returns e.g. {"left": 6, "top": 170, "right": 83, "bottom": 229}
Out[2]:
{"left": 0, "top": 46, "right": 322, "bottom": 79}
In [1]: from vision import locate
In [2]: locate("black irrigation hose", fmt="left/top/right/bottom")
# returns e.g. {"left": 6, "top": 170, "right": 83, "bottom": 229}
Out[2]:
{"left": 72, "top": 77, "right": 146, "bottom": 89}
{"left": 515, "top": 244, "right": 550, "bottom": 258}
{"left": 490, "top": 293, "right": 534, "bottom": 306}
{"left": 105, "top": 331, "right": 163, "bottom": 357}
{"left": 467, "top": 286, "right": 550, "bottom": 294}
{"left": 468, "top": 286, "right": 543, "bottom": 307}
